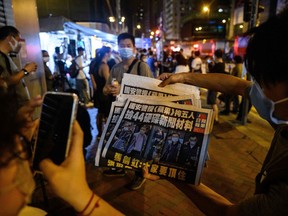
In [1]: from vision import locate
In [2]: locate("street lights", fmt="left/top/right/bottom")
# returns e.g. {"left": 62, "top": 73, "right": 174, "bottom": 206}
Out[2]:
{"left": 108, "top": 16, "right": 126, "bottom": 34}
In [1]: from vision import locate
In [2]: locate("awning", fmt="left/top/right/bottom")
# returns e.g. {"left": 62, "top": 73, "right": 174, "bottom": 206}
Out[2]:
{"left": 39, "top": 16, "right": 117, "bottom": 43}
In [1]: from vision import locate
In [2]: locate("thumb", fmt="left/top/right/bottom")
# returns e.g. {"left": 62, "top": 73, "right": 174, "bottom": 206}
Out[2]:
{"left": 40, "top": 158, "right": 59, "bottom": 177}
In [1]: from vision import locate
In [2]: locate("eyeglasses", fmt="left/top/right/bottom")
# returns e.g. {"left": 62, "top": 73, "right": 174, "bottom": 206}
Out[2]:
{"left": 0, "top": 136, "right": 32, "bottom": 168}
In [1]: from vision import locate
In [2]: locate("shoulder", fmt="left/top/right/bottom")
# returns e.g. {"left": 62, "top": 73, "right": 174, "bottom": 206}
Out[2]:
{"left": 138, "top": 61, "right": 153, "bottom": 77}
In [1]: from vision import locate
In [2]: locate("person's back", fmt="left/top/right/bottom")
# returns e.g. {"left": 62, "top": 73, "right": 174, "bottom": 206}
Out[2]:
{"left": 175, "top": 49, "right": 189, "bottom": 73}
{"left": 191, "top": 51, "right": 202, "bottom": 73}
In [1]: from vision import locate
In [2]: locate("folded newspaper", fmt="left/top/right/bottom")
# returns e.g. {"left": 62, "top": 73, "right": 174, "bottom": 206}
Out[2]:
{"left": 95, "top": 74, "right": 214, "bottom": 184}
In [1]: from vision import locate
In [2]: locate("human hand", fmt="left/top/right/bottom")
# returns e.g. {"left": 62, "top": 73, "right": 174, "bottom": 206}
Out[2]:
{"left": 158, "top": 73, "right": 185, "bottom": 88}
{"left": 24, "top": 62, "right": 37, "bottom": 73}
{"left": 107, "top": 83, "right": 120, "bottom": 97}
{"left": 39, "top": 121, "right": 91, "bottom": 208}
{"left": 16, "top": 95, "right": 42, "bottom": 140}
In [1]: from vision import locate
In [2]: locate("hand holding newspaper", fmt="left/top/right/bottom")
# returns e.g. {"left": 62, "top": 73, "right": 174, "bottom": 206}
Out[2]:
{"left": 95, "top": 74, "right": 214, "bottom": 184}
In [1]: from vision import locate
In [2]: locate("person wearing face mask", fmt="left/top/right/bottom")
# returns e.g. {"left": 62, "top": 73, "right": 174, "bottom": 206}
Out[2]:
{"left": 157, "top": 7, "right": 288, "bottom": 216}
{"left": 126, "top": 125, "right": 148, "bottom": 157}
{"left": 41, "top": 50, "right": 54, "bottom": 92}
{"left": 0, "top": 26, "right": 37, "bottom": 107}
{"left": 102, "top": 33, "right": 153, "bottom": 189}
{"left": 178, "top": 135, "right": 200, "bottom": 167}
{"left": 103, "top": 32, "right": 153, "bottom": 98}
{"left": 161, "top": 132, "right": 181, "bottom": 163}
{"left": 0, "top": 92, "right": 123, "bottom": 216}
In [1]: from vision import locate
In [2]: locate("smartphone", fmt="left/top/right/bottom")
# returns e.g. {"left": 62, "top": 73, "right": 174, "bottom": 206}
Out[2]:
{"left": 32, "top": 92, "right": 78, "bottom": 172}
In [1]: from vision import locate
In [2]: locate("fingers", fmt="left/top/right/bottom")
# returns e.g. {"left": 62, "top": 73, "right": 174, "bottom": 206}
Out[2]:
{"left": 158, "top": 78, "right": 170, "bottom": 87}
{"left": 40, "top": 158, "right": 59, "bottom": 178}
{"left": 68, "top": 121, "right": 84, "bottom": 159}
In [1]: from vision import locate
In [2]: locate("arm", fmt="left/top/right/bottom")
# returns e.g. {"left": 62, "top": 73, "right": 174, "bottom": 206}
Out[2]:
{"left": 5, "top": 62, "right": 37, "bottom": 86}
{"left": 40, "top": 122, "right": 123, "bottom": 216}
{"left": 100, "top": 64, "right": 110, "bottom": 82}
{"left": 170, "top": 182, "right": 239, "bottom": 216}
{"left": 90, "top": 74, "right": 97, "bottom": 90}
{"left": 158, "top": 73, "right": 251, "bottom": 96}
{"left": 16, "top": 95, "right": 42, "bottom": 140}
{"left": 103, "top": 68, "right": 120, "bottom": 96}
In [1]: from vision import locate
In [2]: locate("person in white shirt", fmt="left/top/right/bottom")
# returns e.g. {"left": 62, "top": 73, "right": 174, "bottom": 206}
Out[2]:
{"left": 191, "top": 51, "right": 202, "bottom": 73}
{"left": 75, "top": 47, "right": 92, "bottom": 107}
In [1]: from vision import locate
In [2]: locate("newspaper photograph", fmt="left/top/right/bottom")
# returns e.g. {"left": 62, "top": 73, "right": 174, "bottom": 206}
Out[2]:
{"left": 95, "top": 95, "right": 199, "bottom": 168}
{"left": 101, "top": 98, "right": 214, "bottom": 184}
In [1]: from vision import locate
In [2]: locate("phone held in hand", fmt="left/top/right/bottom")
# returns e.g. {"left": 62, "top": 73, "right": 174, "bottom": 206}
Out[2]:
{"left": 32, "top": 92, "right": 78, "bottom": 172}
{"left": 111, "top": 78, "right": 119, "bottom": 86}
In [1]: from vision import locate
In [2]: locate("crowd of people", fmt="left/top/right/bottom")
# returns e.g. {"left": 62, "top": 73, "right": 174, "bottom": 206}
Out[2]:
{"left": 0, "top": 5, "right": 288, "bottom": 215}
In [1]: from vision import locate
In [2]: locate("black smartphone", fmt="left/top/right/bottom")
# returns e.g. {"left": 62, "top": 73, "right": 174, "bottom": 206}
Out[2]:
{"left": 32, "top": 92, "right": 78, "bottom": 172}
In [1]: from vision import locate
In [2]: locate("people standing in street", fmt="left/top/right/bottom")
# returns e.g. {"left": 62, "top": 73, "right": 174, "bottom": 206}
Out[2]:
{"left": 206, "top": 49, "right": 226, "bottom": 123}
{"left": 231, "top": 55, "right": 243, "bottom": 114}
{"left": 0, "top": 26, "right": 37, "bottom": 107}
{"left": 175, "top": 48, "right": 189, "bottom": 73}
{"left": 146, "top": 50, "right": 158, "bottom": 78}
{"left": 191, "top": 50, "right": 202, "bottom": 73}
{"left": 42, "top": 50, "right": 54, "bottom": 92}
{"left": 157, "top": 7, "right": 288, "bottom": 215}
{"left": 89, "top": 46, "right": 112, "bottom": 139}
{"left": 103, "top": 32, "right": 153, "bottom": 190}
{"left": 75, "top": 47, "right": 93, "bottom": 107}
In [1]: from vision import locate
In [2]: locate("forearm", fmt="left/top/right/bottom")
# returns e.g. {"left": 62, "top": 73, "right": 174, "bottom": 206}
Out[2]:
{"left": 183, "top": 73, "right": 250, "bottom": 96}
{"left": 5, "top": 69, "right": 25, "bottom": 85}
{"left": 103, "top": 84, "right": 109, "bottom": 96}
{"left": 68, "top": 187, "right": 123, "bottom": 216}
{"left": 171, "top": 182, "right": 237, "bottom": 216}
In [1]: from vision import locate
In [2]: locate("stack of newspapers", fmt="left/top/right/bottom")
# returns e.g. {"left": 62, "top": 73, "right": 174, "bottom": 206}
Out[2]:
{"left": 95, "top": 73, "right": 214, "bottom": 184}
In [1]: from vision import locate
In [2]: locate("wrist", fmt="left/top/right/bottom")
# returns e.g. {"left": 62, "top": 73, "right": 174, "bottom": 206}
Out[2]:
{"left": 22, "top": 68, "right": 29, "bottom": 76}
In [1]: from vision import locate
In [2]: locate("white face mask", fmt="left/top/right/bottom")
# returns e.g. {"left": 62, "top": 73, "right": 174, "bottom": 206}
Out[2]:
{"left": 43, "top": 57, "right": 50, "bottom": 63}
{"left": 118, "top": 47, "right": 134, "bottom": 59}
{"left": 0, "top": 159, "right": 35, "bottom": 204}
{"left": 249, "top": 81, "right": 288, "bottom": 125}
{"left": 9, "top": 37, "right": 21, "bottom": 53}
{"left": 171, "top": 137, "right": 179, "bottom": 143}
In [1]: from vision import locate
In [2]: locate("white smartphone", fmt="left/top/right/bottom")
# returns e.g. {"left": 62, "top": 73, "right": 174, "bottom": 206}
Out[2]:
{"left": 32, "top": 92, "right": 78, "bottom": 172}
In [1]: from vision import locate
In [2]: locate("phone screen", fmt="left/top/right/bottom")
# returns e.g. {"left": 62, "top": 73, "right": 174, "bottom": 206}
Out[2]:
{"left": 33, "top": 92, "right": 78, "bottom": 171}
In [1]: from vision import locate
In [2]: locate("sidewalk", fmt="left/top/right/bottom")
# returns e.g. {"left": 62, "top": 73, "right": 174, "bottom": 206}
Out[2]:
{"left": 32, "top": 94, "right": 274, "bottom": 216}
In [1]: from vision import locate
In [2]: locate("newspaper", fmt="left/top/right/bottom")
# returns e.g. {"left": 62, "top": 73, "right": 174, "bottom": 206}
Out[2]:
{"left": 101, "top": 98, "right": 213, "bottom": 184}
{"left": 119, "top": 73, "right": 201, "bottom": 107}
{"left": 95, "top": 95, "right": 198, "bottom": 167}
{"left": 94, "top": 74, "right": 213, "bottom": 184}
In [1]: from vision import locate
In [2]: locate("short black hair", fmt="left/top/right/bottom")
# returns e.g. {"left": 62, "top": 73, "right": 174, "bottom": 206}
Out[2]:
{"left": 233, "top": 55, "right": 243, "bottom": 64}
{"left": 214, "top": 49, "right": 223, "bottom": 58}
{"left": 194, "top": 51, "right": 200, "bottom": 57}
{"left": 245, "top": 6, "right": 288, "bottom": 85}
{"left": 117, "top": 33, "right": 135, "bottom": 46}
{"left": 0, "top": 26, "right": 20, "bottom": 41}
{"left": 77, "top": 47, "right": 85, "bottom": 52}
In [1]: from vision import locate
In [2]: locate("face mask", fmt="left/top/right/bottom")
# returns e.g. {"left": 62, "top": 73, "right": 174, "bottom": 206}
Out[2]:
{"left": 43, "top": 57, "right": 50, "bottom": 63}
{"left": 249, "top": 81, "right": 288, "bottom": 125}
{"left": 190, "top": 141, "right": 197, "bottom": 146}
{"left": 171, "top": 137, "right": 179, "bottom": 143}
{"left": 9, "top": 37, "right": 21, "bottom": 53}
{"left": 118, "top": 48, "right": 134, "bottom": 59}
{"left": 0, "top": 159, "right": 35, "bottom": 204}
{"left": 140, "top": 129, "right": 145, "bottom": 134}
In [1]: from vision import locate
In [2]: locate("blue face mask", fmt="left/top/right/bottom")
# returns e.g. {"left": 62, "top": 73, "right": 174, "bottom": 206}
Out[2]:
{"left": 118, "top": 47, "right": 134, "bottom": 59}
{"left": 249, "top": 81, "right": 288, "bottom": 125}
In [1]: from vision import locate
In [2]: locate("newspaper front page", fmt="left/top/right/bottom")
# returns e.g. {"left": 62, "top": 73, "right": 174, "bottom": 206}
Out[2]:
{"left": 95, "top": 74, "right": 213, "bottom": 184}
